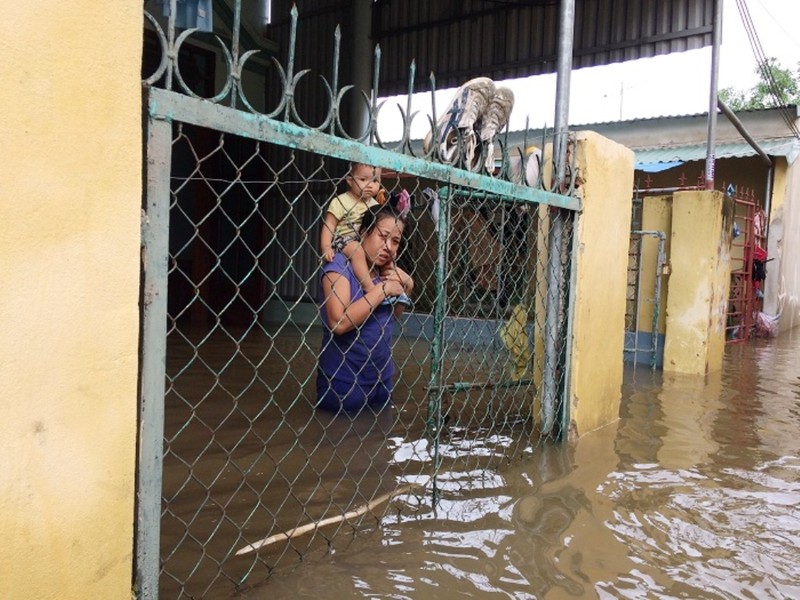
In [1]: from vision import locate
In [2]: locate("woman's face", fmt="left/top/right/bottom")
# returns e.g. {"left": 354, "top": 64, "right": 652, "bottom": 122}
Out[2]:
{"left": 361, "top": 215, "right": 404, "bottom": 268}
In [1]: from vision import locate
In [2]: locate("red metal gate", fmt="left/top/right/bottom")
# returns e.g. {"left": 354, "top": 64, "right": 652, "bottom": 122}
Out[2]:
{"left": 726, "top": 190, "right": 759, "bottom": 343}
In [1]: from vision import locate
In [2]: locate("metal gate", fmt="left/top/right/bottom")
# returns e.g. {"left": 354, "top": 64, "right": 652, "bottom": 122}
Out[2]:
{"left": 726, "top": 187, "right": 758, "bottom": 343}
{"left": 624, "top": 229, "right": 667, "bottom": 369}
{"left": 137, "top": 4, "right": 580, "bottom": 599}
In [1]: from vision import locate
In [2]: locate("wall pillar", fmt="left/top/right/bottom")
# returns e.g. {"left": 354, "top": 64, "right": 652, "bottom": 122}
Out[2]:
{"left": 568, "top": 131, "right": 634, "bottom": 437}
{"left": 1, "top": 2, "right": 142, "bottom": 598}
{"left": 663, "top": 190, "right": 733, "bottom": 374}
{"left": 640, "top": 195, "right": 672, "bottom": 337}
{"left": 765, "top": 158, "right": 800, "bottom": 331}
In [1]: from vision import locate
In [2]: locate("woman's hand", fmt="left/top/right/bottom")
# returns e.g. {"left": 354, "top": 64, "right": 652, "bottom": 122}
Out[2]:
{"left": 381, "top": 267, "right": 414, "bottom": 317}
{"left": 380, "top": 278, "right": 405, "bottom": 299}
{"left": 381, "top": 264, "right": 414, "bottom": 295}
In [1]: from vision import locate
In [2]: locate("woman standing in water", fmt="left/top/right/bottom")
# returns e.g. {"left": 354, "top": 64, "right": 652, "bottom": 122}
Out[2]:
{"left": 316, "top": 204, "right": 414, "bottom": 413}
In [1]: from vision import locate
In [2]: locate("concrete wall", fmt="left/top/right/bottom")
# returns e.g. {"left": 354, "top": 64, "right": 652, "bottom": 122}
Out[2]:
{"left": 569, "top": 131, "right": 635, "bottom": 437}
{"left": 639, "top": 195, "right": 672, "bottom": 335}
{"left": 765, "top": 157, "right": 800, "bottom": 331}
{"left": 663, "top": 191, "right": 733, "bottom": 374}
{"left": 0, "top": 3, "right": 141, "bottom": 599}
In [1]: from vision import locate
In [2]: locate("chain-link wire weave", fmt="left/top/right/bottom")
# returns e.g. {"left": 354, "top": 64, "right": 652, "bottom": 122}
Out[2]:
{"left": 153, "top": 125, "right": 574, "bottom": 597}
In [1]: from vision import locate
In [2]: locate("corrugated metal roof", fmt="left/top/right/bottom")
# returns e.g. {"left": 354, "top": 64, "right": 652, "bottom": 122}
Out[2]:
{"left": 634, "top": 138, "right": 800, "bottom": 165}
{"left": 374, "top": 0, "right": 714, "bottom": 95}
{"left": 269, "top": 0, "right": 715, "bottom": 97}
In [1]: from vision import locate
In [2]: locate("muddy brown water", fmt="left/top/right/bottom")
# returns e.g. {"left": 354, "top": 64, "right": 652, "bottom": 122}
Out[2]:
{"left": 159, "top": 327, "right": 800, "bottom": 599}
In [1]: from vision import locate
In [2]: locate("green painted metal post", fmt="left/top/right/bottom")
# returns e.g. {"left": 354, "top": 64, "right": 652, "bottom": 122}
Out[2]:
{"left": 427, "top": 185, "right": 451, "bottom": 505}
{"left": 135, "top": 112, "right": 172, "bottom": 600}
{"left": 542, "top": 210, "right": 562, "bottom": 436}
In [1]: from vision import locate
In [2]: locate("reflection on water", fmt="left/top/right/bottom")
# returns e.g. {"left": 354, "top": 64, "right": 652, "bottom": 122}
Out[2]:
{"left": 248, "top": 331, "right": 800, "bottom": 599}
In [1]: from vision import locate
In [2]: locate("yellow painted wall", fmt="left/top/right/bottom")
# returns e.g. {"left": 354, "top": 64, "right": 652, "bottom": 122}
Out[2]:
{"left": 765, "top": 157, "right": 800, "bottom": 331}
{"left": 0, "top": 3, "right": 141, "bottom": 599}
{"left": 639, "top": 195, "right": 672, "bottom": 334}
{"left": 569, "top": 131, "right": 635, "bottom": 436}
{"left": 663, "top": 191, "right": 733, "bottom": 374}
{"left": 769, "top": 158, "right": 788, "bottom": 216}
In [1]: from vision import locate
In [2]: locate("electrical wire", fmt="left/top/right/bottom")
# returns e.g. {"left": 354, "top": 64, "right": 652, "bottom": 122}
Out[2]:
{"left": 751, "top": 0, "right": 800, "bottom": 56}
{"left": 735, "top": 0, "right": 800, "bottom": 138}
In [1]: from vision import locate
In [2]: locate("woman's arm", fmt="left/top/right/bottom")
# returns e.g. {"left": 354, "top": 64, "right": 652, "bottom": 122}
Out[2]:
{"left": 322, "top": 271, "right": 403, "bottom": 334}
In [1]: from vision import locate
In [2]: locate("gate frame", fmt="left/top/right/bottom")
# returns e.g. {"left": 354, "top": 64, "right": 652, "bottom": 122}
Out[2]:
{"left": 135, "top": 115, "right": 172, "bottom": 599}
{"left": 726, "top": 191, "right": 756, "bottom": 343}
{"left": 136, "top": 85, "right": 580, "bottom": 598}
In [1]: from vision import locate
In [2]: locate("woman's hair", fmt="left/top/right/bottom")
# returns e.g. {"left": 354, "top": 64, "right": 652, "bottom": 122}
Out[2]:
{"left": 359, "top": 203, "right": 406, "bottom": 235}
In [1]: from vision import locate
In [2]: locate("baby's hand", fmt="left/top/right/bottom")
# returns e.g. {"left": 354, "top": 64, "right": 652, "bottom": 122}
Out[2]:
{"left": 322, "top": 248, "right": 335, "bottom": 262}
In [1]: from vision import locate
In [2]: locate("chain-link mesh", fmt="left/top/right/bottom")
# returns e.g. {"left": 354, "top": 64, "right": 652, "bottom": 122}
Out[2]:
{"left": 151, "top": 124, "right": 574, "bottom": 597}
{"left": 139, "top": 4, "right": 579, "bottom": 596}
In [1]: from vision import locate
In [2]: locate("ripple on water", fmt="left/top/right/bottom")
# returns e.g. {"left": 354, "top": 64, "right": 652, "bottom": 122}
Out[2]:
{"left": 245, "top": 333, "right": 800, "bottom": 599}
{"left": 597, "top": 455, "right": 800, "bottom": 599}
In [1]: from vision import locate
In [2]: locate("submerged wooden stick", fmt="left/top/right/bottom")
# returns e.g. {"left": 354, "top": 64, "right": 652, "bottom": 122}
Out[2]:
{"left": 235, "top": 483, "right": 424, "bottom": 556}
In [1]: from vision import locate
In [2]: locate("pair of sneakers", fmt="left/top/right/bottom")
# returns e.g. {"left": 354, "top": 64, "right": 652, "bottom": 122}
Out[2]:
{"left": 423, "top": 77, "right": 515, "bottom": 173}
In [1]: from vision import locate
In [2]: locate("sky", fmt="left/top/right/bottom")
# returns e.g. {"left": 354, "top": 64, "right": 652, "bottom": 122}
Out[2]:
{"left": 377, "top": 0, "right": 800, "bottom": 140}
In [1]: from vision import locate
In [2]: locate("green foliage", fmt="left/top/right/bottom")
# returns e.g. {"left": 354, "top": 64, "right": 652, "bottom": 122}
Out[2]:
{"left": 719, "top": 57, "right": 800, "bottom": 110}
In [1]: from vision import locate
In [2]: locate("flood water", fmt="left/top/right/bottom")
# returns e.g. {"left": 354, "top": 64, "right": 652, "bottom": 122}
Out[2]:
{"left": 242, "top": 330, "right": 800, "bottom": 599}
